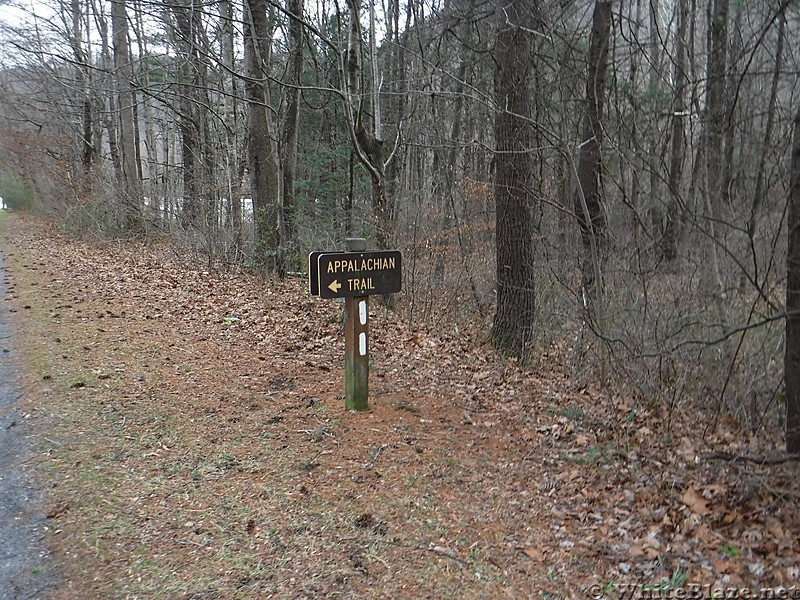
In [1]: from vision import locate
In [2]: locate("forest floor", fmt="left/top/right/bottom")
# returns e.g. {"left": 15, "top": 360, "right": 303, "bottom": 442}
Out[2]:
{"left": 0, "top": 212, "right": 798, "bottom": 600}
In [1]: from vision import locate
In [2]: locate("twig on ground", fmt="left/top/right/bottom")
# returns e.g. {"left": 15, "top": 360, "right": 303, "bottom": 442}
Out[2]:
{"left": 701, "top": 451, "right": 800, "bottom": 464}
{"left": 365, "top": 445, "right": 385, "bottom": 470}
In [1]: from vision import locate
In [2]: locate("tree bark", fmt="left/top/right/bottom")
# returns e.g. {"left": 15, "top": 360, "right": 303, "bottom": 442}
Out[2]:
{"left": 721, "top": 4, "right": 742, "bottom": 209}
{"left": 574, "top": 0, "right": 611, "bottom": 307}
{"left": 703, "top": 0, "right": 729, "bottom": 298}
{"left": 244, "top": 0, "right": 282, "bottom": 271}
{"left": 280, "top": 0, "right": 304, "bottom": 273}
{"left": 647, "top": 0, "right": 663, "bottom": 244}
{"left": 785, "top": 107, "right": 800, "bottom": 453}
{"left": 489, "top": 0, "right": 536, "bottom": 360}
{"left": 344, "top": 0, "right": 390, "bottom": 249}
{"left": 171, "top": 0, "right": 213, "bottom": 228}
{"left": 661, "top": 0, "right": 689, "bottom": 263}
{"left": 218, "top": 0, "right": 243, "bottom": 239}
{"left": 744, "top": 10, "right": 785, "bottom": 286}
{"left": 67, "top": 0, "right": 95, "bottom": 173}
{"left": 111, "top": 0, "right": 143, "bottom": 231}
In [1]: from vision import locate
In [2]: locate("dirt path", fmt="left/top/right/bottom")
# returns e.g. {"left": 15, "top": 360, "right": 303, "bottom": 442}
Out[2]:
{"left": 0, "top": 249, "right": 55, "bottom": 599}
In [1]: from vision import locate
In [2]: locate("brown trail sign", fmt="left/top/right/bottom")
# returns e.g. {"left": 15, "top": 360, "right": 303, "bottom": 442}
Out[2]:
{"left": 308, "top": 240, "right": 402, "bottom": 411}
{"left": 309, "top": 250, "right": 402, "bottom": 299}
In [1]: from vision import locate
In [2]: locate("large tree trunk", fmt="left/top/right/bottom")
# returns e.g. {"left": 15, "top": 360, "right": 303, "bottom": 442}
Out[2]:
{"left": 95, "top": 6, "right": 121, "bottom": 185}
{"left": 574, "top": 0, "right": 612, "bottom": 308}
{"left": 244, "top": 0, "right": 281, "bottom": 271}
{"left": 489, "top": 0, "right": 536, "bottom": 360}
{"left": 786, "top": 108, "right": 800, "bottom": 453}
{"left": 171, "top": 0, "right": 210, "bottom": 228}
{"left": 111, "top": 0, "right": 142, "bottom": 231}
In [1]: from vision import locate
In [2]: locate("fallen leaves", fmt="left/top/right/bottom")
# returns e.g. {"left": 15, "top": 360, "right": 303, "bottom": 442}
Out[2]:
{"left": 682, "top": 486, "right": 711, "bottom": 516}
{"left": 2, "top": 215, "right": 799, "bottom": 599}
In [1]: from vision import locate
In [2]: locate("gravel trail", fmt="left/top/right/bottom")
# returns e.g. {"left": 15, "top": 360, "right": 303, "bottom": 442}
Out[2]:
{"left": 0, "top": 249, "right": 55, "bottom": 599}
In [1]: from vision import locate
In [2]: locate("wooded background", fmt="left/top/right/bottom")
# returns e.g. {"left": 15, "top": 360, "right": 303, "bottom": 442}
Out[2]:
{"left": 1, "top": 0, "right": 799, "bottom": 449}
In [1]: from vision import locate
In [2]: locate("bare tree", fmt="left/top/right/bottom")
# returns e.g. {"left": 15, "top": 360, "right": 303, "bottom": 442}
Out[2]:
{"left": 343, "top": 0, "right": 391, "bottom": 249}
{"left": 64, "top": 0, "right": 95, "bottom": 173}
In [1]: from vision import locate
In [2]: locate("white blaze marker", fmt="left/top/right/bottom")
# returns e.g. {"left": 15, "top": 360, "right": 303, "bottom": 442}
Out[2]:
{"left": 359, "top": 332, "right": 367, "bottom": 356}
{"left": 359, "top": 300, "right": 367, "bottom": 325}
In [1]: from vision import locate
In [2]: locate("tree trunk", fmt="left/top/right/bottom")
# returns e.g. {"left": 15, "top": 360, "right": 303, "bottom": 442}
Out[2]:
{"left": 624, "top": 0, "right": 644, "bottom": 248}
{"left": 244, "top": 0, "right": 281, "bottom": 271}
{"left": 67, "top": 0, "right": 95, "bottom": 174}
{"left": 344, "top": 0, "right": 390, "bottom": 249}
{"left": 111, "top": 0, "right": 142, "bottom": 231}
{"left": 662, "top": 0, "right": 689, "bottom": 263}
{"left": 384, "top": 0, "right": 408, "bottom": 224}
{"left": 171, "top": 0, "right": 206, "bottom": 228}
{"left": 280, "top": 0, "right": 304, "bottom": 273}
{"left": 218, "top": 0, "right": 242, "bottom": 239}
{"left": 647, "top": 0, "right": 663, "bottom": 244}
{"left": 574, "top": 0, "right": 612, "bottom": 308}
{"left": 489, "top": 0, "right": 536, "bottom": 361}
{"left": 721, "top": 4, "right": 742, "bottom": 208}
{"left": 744, "top": 10, "right": 785, "bottom": 287}
{"left": 785, "top": 107, "right": 800, "bottom": 453}
{"left": 131, "top": 0, "right": 158, "bottom": 217}
{"left": 703, "top": 0, "right": 729, "bottom": 298}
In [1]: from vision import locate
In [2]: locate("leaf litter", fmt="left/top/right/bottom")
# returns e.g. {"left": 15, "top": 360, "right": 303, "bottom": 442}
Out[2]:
{"left": 1, "top": 215, "right": 798, "bottom": 599}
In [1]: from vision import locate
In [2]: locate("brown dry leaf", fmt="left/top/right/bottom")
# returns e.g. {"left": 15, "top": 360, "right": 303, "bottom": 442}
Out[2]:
{"left": 693, "top": 523, "right": 715, "bottom": 545}
{"left": 682, "top": 486, "right": 710, "bottom": 516}
{"left": 46, "top": 502, "right": 70, "bottom": 519}
{"left": 678, "top": 437, "right": 697, "bottom": 461}
{"left": 628, "top": 543, "right": 645, "bottom": 557}
{"left": 713, "top": 559, "right": 731, "bottom": 574}
{"left": 766, "top": 517, "right": 786, "bottom": 540}
{"left": 519, "top": 546, "right": 544, "bottom": 561}
{"left": 721, "top": 510, "right": 739, "bottom": 526}
{"left": 644, "top": 546, "right": 661, "bottom": 559}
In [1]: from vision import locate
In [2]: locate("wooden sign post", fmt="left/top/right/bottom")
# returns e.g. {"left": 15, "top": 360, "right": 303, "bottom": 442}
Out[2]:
{"left": 343, "top": 238, "right": 369, "bottom": 411}
{"left": 308, "top": 239, "right": 402, "bottom": 412}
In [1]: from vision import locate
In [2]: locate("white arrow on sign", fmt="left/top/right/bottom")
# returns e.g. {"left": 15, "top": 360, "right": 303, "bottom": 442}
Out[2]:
{"left": 328, "top": 279, "right": 342, "bottom": 293}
